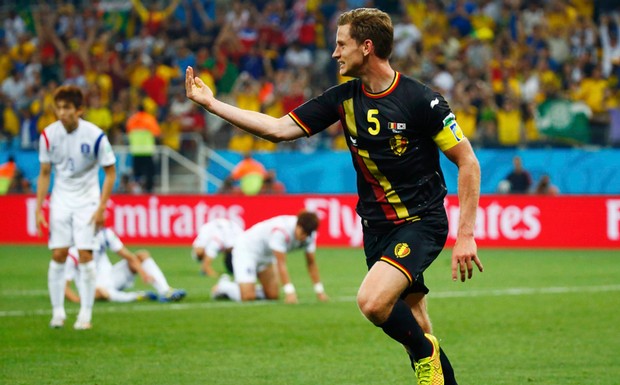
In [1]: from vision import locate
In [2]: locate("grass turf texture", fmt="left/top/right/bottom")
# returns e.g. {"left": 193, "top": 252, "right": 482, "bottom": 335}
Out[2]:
{"left": 1, "top": 246, "right": 619, "bottom": 384}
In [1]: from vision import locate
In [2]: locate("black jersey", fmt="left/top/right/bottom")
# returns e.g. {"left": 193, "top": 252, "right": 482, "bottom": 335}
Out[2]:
{"left": 289, "top": 72, "right": 465, "bottom": 228}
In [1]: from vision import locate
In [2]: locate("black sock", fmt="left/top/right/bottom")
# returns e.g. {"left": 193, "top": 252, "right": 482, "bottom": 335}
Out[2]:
{"left": 440, "top": 347, "right": 458, "bottom": 385}
{"left": 224, "top": 251, "right": 234, "bottom": 275}
{"left": 379, "top": 299, "right": 432, "bottom": 361}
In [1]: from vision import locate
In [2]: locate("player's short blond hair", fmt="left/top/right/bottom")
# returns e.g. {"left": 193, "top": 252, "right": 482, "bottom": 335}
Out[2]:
{"left": 337, "top": 8, "right": 394, "bottom": 60}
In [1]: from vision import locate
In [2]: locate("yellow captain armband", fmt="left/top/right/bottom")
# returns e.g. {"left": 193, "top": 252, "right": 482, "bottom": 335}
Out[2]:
{"left": 433, "top": 113, "right": 465, "bottom": 151}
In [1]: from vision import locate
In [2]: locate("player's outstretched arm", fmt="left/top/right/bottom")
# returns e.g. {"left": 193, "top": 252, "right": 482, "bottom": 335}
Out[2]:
{"left": 185, "top": 66, "right": 305, "bottom": 143}
{"left": 443, "top": 138, "right": 484, "bottom": 282}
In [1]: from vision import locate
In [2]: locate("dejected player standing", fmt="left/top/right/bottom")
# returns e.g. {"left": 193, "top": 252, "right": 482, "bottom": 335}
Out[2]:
{"left": 186, "top": 8, "right": 482, "bottom": 384}
{"left": 36, "top": 85, "right": 117, "bottom": 330}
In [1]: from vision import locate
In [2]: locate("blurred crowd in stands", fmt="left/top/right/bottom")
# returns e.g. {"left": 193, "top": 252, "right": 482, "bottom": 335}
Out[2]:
{"left": 2, "top": 0, "right": 620, "bottom": 156}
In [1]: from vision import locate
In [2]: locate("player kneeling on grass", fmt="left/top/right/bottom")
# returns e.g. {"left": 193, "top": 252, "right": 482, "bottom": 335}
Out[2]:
{"left": 191, "top": 218, "right": 244, "bottom": 277}
{"left": 211, "top": 210, "right": 328, "bottom": 304}
{"left": 65, "top": 228, "right": 186, "bottom": 303}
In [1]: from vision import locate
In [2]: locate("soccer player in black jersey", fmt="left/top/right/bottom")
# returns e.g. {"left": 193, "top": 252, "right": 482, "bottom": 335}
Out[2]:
{"left": 186, "top": 7, "right": 483, "bottom": 384}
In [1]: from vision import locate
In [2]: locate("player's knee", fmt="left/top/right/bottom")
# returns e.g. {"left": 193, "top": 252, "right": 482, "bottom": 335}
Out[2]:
{"left": 357, "top": 292, "right": 391, "bottom": 325}
{"left": 52, "top": 248, "right": 69, "bottom": 262}
{"left": 239, "top": 286, "right": 257, "bottom": 301}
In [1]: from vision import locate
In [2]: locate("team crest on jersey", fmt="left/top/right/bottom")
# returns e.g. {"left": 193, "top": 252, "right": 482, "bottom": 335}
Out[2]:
{"left": 388, "top": 122, "right": 406, "bottom": 133}
{"left": 81, "top": 143, "right": 91, "bottom": 154}
{"left": 389, "top": 134, "right": 408, "bottom": 156}
{"left": 394, "top": 243, "right": 411, "bottom": 258}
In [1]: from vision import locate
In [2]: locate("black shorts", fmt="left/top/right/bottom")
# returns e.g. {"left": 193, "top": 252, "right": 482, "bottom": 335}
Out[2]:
{"left": 363, "top": 210, "right": 448, "bottom": 297}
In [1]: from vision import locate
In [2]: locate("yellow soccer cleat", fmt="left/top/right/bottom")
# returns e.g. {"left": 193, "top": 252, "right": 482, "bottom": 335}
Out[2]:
{"left": 414, "top": 333, "right": 444, "bottom": 385}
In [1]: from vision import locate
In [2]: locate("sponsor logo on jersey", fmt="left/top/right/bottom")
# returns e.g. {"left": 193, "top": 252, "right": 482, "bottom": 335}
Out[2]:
{"left": 388, "top": 122, "right": 406, "bottom": 133}
{"left": 350, "top": 136, "right": 358, "bottom": 146}
{"left": 430, "top": 98, "right": 439, "bottom": 109}
{"left": 394, "top": 243, "right": 411, "bottom": 258}
{"left": 389, "top": 134, "right": 408, "bottom": 156}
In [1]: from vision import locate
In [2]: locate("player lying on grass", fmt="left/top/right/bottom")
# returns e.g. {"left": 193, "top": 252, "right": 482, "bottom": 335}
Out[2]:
{"left": 65, "top": 228, "right": 186, "bottom": 303}
{"left": 191, "top": 217, "right": 244, "bottom": 277}
{"left": 211, "top": 210, "right": 329, "bottom": 304}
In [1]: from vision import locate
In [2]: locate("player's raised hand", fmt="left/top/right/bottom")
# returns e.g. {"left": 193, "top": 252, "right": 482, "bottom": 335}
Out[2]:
{"left": 185, "top": 66, "right": 215, "bottom": 110}
{"left": 451, "top": 235, "right": 483, "bottom": 282}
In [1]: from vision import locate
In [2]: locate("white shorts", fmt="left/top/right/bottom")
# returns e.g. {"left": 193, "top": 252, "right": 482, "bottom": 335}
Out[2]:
{"left": 231, "top": 245, "right": 274, "bottom": 284}
{"left": 97, "top": 259, "right": 134, "bottom": 291}
{"left": 48, "top": 204, "right": 97, "bottom": 250}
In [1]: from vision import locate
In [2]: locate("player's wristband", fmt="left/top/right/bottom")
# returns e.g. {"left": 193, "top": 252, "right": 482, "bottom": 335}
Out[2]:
{"left": 313, "top": 282, "right": 325, "bottom": 294}
{"left": 283, "top": 283, "right": 296, "bottom": 295}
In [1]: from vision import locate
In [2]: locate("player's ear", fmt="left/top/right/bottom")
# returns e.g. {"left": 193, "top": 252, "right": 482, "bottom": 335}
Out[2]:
{"left": 362, "top": 39, "right": 375, "bottom": 56}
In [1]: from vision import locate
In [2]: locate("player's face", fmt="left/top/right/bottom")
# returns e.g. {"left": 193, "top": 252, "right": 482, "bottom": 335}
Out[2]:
{"left": 54, "top": 100, "right": 83, "bottom": 133}
{"left": 294, "top": 225, "right": 309, "bottom": 243}
{"left": 332, "top": 24, "right": 364, "bottom": 77}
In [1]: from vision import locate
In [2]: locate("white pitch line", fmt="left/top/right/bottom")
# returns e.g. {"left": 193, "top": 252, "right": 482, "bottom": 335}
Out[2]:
{"left": 2, "top": 284, "right": 620, "bottom": 318}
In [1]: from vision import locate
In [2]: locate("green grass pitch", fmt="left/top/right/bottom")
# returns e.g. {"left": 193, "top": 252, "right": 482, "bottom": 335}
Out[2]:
{"left": 1, "top": 245, "right": 619, "bottom": 384}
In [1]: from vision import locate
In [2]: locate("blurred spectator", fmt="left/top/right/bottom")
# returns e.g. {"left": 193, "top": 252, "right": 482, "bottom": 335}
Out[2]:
{"left": 1, "top": 100, "right": 20, "bottom": 144}
{"left": 217, "top": 177, "right": 241, "bottom": 195}
{"left": 126, "top": 105, "right": 161, "bottom": 193}
{"left": 260, "top": 170, "right": 286, "bottom": 194}
{"left": 225, "top": 151, "right": 267, "bottom": 196}
{"left": 141, "top": 64, "right": 169, "bottom": 118}
{"left": 0, "top": 155, "right": 17, "bottom": 194}
{"left": 228, "top": 127, "right": 255, "bottom": 153}
{"left": 0, "top": 155, "right": 31, "bottom": 194}
{"left": 1, "top": 68, "right": 27, "bottom": 107}
{"left": 392, "top": 13, "right": 421, "bottom": 61}
{"left": 533, "top": 174, "right": 559, "bottom": 195}
{"left": 18, "top": 104, "right": 39, "bottom": 149}
{"left": 496, "top": 98, "right": 523, "bottom": 147}
{"left": 599, "top": 13, "right": 620, "bottom": 80}
{"left": 83, "top": 93, "right": 112, "bottom": 134}
{"left": 131, "top": 0, "right": 182, "bottom": 36}
{"left": 499, "top": 156, "right": 533, "bottom": 194}
{"left": 117, "top": 173, "right": 142, "bottom": 194}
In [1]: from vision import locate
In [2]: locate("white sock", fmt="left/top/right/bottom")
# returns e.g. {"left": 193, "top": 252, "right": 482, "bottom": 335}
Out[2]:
{"left": 107, "top": 289, "right": 140, "bottom": 302}
{"left": 77, "top": 261, "right": 96, "bottom": 323}
{"left": 217, "top": 279, "right": 241, "bottom": 301}
{"left": 48, "top": 260, "right": 66, "bottom": 320}
{"left": 141, "top": 258, "right": 170, "bottom": 295}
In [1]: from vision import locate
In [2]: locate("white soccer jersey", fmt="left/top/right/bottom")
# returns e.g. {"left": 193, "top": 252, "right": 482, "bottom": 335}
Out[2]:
{"left": 193, "top": 218, "right": 244, "bottom": 259}
{"left": 235, "top": 215, "right": 317, "bottom": 264}
{"left": 39, "top": 119, "right": 116, "bottom": 208}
